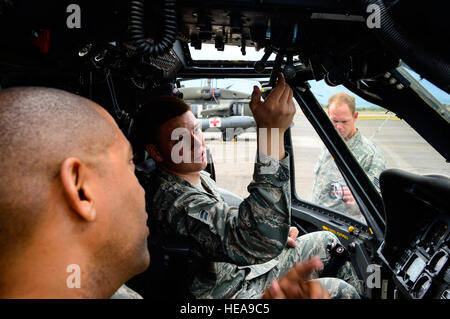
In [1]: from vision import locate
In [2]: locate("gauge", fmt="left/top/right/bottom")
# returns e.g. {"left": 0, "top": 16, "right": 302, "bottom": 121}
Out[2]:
{"left": 411, "top": 274, "right": 432, "bottom": 299}
{"left": 405, "top": 255, "right": 426, "bottom": 283}
{"left": 428, "top": 249, "right": 448, "bottom": 274}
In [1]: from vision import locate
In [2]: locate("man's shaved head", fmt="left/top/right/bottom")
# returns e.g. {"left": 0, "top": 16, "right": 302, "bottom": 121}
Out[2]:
{"left": 0, "top": 87, "right": 116, "bottom": 257}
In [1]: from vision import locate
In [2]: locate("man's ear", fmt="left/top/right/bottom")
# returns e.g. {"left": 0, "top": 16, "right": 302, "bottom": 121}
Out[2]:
{"left": 146, "top": 144, "right": 164, "bottom": 163}
{"left": 354, "top": 111, "right": 359, "bottom": 120}
{"left": 60, "top": 157, "right": 96, "bottom": 222}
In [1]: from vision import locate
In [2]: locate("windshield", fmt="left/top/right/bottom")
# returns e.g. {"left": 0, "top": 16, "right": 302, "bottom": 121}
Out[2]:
{"left": 180, "top": 78, "right": 261, "bottom": 93}
{"left": 178, "top": 67, "right": 449, "bottom": 225}
{"left": 189, "top": 43, "right": 276, "bottom": 61}
{"left": 401, "top": 66, "right": 450, "bottom": 123}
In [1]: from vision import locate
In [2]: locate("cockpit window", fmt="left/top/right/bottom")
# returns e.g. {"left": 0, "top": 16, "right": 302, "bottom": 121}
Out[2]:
{"left": 403, "top": 66, "right": 450, "bottom": 123}
{"left": 179, "top": 72, "right": 449, "bottom": 226}
{"left": 293, "top": 78, "right": 450, "bottom": 224}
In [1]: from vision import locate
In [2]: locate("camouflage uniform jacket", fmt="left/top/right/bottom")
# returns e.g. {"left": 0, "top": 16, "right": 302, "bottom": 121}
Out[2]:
{"left": 311, "top": 129, "right": 386, "bottom": 218}
{"left": 146, "top": 152, "right": 291, "bottom": 298}
{"left": 110, "top": 285, "right": 143, "bottom": 299}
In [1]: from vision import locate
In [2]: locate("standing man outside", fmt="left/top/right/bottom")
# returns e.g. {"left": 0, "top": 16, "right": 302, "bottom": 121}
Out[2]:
{"left": 312, "top": 92, "right": 386, "bottom": 220}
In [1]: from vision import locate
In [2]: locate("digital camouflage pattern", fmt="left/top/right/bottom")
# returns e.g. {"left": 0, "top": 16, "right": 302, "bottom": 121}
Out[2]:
{"left": 147, "top": 152, "right": 292, "bottom": 267}
{"left": 110, "top": 285, "right": 143, "bottom": 299}
{"left": 239, "top": 231, "right": 361, "bottom": 299}
{"left": 146, "top": 152, "right": 360, "bottom": 299}
{"left": 312, "top": 129, "right": 386, "bottom": 220}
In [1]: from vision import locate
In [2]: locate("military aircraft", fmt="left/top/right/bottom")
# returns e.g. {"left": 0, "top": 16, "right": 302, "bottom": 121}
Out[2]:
{"left": 0, "top": 0, "right": 449, "bottom": 303}
{"left": 178, "top": 79, "right": 256, "bottom": 141}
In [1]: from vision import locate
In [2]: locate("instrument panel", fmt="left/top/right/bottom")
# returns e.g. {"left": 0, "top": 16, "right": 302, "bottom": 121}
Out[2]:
{"left": 381, "top": 216, "right": 449, "bottom": 299}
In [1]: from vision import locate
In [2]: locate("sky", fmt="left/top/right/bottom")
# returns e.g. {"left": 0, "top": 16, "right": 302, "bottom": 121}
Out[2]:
{"left": 183, "top": 44, "right": 450, "bottom": 108}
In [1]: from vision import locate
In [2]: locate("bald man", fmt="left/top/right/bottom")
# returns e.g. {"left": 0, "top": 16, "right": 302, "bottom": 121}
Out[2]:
{"left": 0, "top": 87, "right": 150, "bottom": 298}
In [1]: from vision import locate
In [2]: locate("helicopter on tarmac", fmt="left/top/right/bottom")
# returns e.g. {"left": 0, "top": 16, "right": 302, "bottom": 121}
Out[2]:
{"left": 179, "top": 78, "right": 256, "bottom": 141}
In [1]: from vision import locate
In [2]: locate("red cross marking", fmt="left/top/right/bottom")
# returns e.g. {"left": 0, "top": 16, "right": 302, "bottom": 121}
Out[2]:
{"left": 210, "top": 118, "right": 220, "bottom": 127}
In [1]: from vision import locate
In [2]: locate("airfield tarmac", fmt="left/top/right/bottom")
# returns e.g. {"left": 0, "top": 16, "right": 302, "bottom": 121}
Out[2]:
{"left": 203, "top": 112, "right": 450, "bottom": 200}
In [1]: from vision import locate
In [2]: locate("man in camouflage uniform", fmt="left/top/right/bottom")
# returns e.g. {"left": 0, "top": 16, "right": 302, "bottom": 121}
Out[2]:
{"left": 138, "top": 75, "right": 361, "bottom": 299}
{"left": 312, "top": 93, "right": 386, "bottom": 220}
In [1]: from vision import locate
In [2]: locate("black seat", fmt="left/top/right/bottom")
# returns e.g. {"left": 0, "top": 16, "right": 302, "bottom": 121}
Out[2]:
{"left": 126, "top": 157, "right": 197, "bottom": 299}
{"left": 126, "top": 226, "right": 197, "bottom": 299}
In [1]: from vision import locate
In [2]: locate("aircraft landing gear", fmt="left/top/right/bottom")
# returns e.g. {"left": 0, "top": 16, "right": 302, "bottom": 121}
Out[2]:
{"left": 222, "top": 131, "right": 236, "bottom": 141}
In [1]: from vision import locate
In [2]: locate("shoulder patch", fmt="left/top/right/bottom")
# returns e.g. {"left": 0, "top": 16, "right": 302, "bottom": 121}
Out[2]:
{"left": 199, "top": 209, "right": 209, "bottom": 221}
